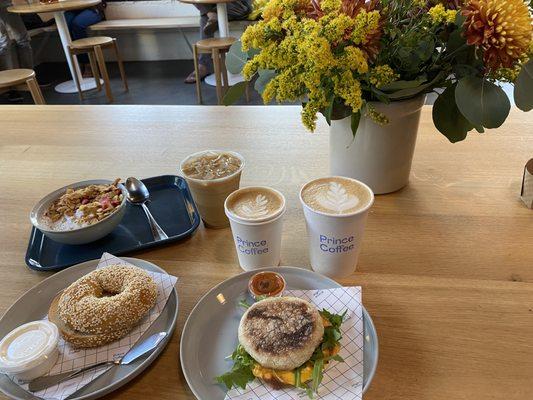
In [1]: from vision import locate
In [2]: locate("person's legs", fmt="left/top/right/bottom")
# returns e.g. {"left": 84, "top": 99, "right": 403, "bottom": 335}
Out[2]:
{"left": 1, "top": 7, "right": 33, "bottom": 69}
{"left": 69, "top": 9, "right": 102, "bottom": 68}
{"left": 227, "top": 0, "right": 252, "bottom": 21}
{"left": 185, "top": 4, "right": 215, "bottom": 83}
{"left": 64, "top": 10, "right": 77, "bottom": 30}
{"left": 0, "top": 9, "right": 13, "bottom": 71}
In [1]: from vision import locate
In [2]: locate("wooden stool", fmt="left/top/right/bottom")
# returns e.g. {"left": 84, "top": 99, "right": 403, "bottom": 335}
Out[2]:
{"left": 0, "top": 69, "right": 45, "bottom": 104}
{"left": 68, "top": 36, "right": 128, "bottom": 103}
{"left": 193, "top": 37, "right": 235, "bottom": 104}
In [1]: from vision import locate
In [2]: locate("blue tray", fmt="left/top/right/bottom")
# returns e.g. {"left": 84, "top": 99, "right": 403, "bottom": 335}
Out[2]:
{"left": 25, "top": 175, "right": 201, "bottom": 272}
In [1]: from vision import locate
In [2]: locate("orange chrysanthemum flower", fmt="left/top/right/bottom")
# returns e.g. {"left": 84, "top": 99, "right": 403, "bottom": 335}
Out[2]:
{"left": 462, "top": 0, "right": 532, "bottom": 70}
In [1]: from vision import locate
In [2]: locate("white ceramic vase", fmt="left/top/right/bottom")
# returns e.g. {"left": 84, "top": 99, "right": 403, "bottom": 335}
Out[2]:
{"left": 329, "top": 95, "right": 426, "bottom": 194}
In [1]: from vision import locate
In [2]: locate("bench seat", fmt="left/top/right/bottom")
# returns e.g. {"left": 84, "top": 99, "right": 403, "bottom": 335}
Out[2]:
{"left": 87, "top": 17, "right": 253, "bottom": 32}
{"left": 88, "top": 17, "right": 200, "bottom": 31}
{"left": 28, "top": 24, "right": 57, "bottom": 38}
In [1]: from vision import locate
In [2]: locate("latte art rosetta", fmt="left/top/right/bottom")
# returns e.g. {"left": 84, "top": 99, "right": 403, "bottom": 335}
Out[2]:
{"left": 317, "top": 182, "right": 359, "bottom": 214}
{"left": 237, "top": 194, "right": 270, "bottom": 218}
{"left": 301, "top": 177, "right": 372, "bottom": 215}
{"left": 226, "top": 187, "right": 285, "bottom": 221}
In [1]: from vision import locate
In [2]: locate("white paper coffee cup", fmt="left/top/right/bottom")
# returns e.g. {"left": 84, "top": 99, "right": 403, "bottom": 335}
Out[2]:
{"left": 225, "top": 187, "right": 286, "bottom": 271}
{"left": 300, "top": 176, "right": 374, "bottom": 278}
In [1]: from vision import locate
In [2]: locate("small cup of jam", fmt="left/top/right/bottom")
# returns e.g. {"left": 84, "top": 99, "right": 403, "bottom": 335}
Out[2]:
{"left": 248, "top": 271, "right": 286, "bottom": 300}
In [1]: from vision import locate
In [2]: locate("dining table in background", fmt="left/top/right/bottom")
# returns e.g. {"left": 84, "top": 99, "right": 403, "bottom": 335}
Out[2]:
{"left": 8, "top": 0, "right": 102, "bottom": 94}
{"left": 179, "top": 0, "right": 245, "bottom": 86}
{"left": 0, "top": 105, "right": 532, "bottom": 400}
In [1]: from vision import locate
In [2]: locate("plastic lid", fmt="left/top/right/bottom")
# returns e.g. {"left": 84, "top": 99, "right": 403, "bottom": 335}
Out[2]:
{"left": 0, "top": 321, "right": 59, "bottom": 373}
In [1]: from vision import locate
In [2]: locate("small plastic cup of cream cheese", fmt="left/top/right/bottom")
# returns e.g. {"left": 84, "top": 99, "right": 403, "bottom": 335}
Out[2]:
{"left": 0, "top": 321, "right": 59, "bottom": 382}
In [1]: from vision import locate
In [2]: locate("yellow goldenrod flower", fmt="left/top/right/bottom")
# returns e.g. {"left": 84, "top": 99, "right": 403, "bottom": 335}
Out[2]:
{"left": 239, "top": 0, "right": 381, "bottom": 131}
{"left": 365, "top": 104, "right": 389, "bottom": 125}
{"left": 428, "top": 4, "right": 457, "bottom": 24}
{"left": 369, "top": 65, "right": 399, "bottom": 88}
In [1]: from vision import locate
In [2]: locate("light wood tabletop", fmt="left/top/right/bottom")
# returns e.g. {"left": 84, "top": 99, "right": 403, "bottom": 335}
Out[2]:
{"left": 8, "top": 0, "right": 100, "bottom": 14}
{"left": 0, "top": 105, "right": 532, "bottom": 400}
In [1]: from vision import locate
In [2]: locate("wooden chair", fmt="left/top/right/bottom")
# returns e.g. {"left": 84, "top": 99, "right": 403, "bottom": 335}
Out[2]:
{"left": 0, "top": 69, "right": 45, "bottom": 104}
{"left": 193, "top": 37, "right": 235, "bottom": 105}
{"left": 68, "top": 36, "right": 128, "bottom": 103}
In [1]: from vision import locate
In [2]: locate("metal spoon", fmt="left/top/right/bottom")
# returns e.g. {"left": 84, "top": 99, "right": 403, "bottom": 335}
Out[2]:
{"left": 123, "top": 177, "right": 168, "bottom": 241}
{"left": 29, "top": 332, "right": 167, "bottom": 392}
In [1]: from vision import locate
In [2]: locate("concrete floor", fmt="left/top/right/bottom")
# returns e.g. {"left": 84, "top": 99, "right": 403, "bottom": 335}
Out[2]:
{"left": 0, "top": 60, "right": 265, "bottom": 106}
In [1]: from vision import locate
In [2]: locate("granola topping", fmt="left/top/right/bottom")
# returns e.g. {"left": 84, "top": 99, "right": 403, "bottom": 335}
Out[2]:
{"left": 42, "top": 179, "right": 123, "bottom": 231}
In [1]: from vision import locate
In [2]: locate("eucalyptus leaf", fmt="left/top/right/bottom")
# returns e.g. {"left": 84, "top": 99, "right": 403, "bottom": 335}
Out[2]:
{"left": 254, "top": 69, "right": 276, "bottom": 95}
{"left": 351, "top": 111, "right": 361, "bottom": 137}
{"left": 324, "top": 95, "right": 335, "bottom": 125}
{"left": 416, "top": 37, "right": 434, "bottom": 63}
{"left": 454, "top": 12, "right": 466, "bottom": 26}
{"left": 453, "top": 64, "right": 479, "bottom": 79}
{"left": 514, "top": 59, "right": 533, "bottom": 112}
{"left": 386, "top": 71, "right": 447, "bottom": 100}
{"left": 225, "top": 41, "right": 248, "bottom": 74}
{"left": 455, "top": 76, "right": 510, "bottom": 129}
{"left": 222, "top": 81, "right": 247, "bottom": 105}
{"left": 432, "top": 83, "right": 473, "bottom": 143}
{"left": 370, "top": 87, "right": 390, "bottom": 103}
{"left": 379, "top": 77, "right": 427, "bottom": 92}
{"left": 247, "top": 47, "right": 261, "bottom": 59}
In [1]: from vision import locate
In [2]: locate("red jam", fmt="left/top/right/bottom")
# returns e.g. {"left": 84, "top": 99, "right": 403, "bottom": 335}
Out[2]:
{"left": 248, "top": 272, "right": 286, "bottom": 299}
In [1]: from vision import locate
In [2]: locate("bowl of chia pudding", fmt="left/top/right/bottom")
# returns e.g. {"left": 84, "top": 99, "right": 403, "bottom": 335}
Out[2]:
{"left": 30, "top": 179, "right": 127, "bottom": 245}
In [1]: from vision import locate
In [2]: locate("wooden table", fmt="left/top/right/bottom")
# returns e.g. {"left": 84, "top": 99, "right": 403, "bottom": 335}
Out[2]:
{"left": 0, "top": 105, "right": 532, "bottom": 400}
{"left": 8, "top": 0, "right": 101, "bottom": 94}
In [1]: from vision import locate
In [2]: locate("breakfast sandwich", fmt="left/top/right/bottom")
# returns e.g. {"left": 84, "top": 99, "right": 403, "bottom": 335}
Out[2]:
{"left": 216, "top": 296, "right": 345, "bottom": 397}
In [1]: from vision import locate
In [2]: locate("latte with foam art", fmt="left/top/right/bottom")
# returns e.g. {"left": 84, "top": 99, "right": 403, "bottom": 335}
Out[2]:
{"left": 226, "top": 187, "right": 284, "bottom": 221}
{"left": 301, "top": 177, "right": 372, "bottom": 215}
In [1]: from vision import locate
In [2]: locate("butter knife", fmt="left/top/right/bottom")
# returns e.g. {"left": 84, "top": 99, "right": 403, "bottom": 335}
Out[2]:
{"left": 29, "top": 331, "right": 167, "bottom": 392}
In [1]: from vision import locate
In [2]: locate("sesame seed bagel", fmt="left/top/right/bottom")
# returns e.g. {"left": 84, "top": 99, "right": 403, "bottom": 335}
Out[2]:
{"left": 49, "top": 293, "right": 132, "bottom": 348}
{"left": 238, "top": 297, "right": 324, "bottom": 370}
{"left": 58, "top": 264, "right": 158, "bottom": 335}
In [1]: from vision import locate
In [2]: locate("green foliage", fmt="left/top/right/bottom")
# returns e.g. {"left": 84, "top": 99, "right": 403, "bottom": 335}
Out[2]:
{"left": 324, "top": 95, "right": 335, "bottom": 125}
{"left": 222, "top": 0, "right": 531, "bottom": 141}
{"left": 226, "top": 41, "right": 248, "bottom": 74}
{"left": 514, "top": 59, "right": 533, "bottom": 112}
{"left": 432, "top": 84, "right": 473, "bottom": 143}
{"left": 222, "top": 81, "right": 248, "bottom": 106}
{"left": 351, "top": 111, "right": 361, "bottom": 137}
{"left": 379, "top": 77, "right": 428, "bottom": 92}
{"left": 455, "top": 76, "right": 510, "bottom": 129}
{"left": 303, "top": 309, "right": 347, "bottom": 396}
{"left": 254, "top": 69, "right": 277, "bottom": 95}
{"left": 215, "top": 345, "right": 256, "bottom": 390}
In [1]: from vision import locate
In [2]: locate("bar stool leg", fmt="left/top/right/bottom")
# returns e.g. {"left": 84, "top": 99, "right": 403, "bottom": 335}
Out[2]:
{"left": 193, "top": 45, "right": 202, "bottom": 104}
{"left": 88, "top": 51, "right": 102, "bottom": 92}
{"left": 26, "top": 77, "right": 45, "bottom": 105}
{"left": 67, "top": 48, "right": 84, "bottom": 102}
{"left": 220, "top": 51, "right": 229, "bottom": 95}
{"left": 112, "top": 39, "right": 128, "bottom": 92}
{"left": 212, "top": 48, "right": 223, "bottom": 105}
{"left": 94, "top": 45, "right": 114, "bottom": 103}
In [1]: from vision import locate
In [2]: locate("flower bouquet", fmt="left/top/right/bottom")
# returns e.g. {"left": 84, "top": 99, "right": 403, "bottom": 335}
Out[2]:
{"left": 225, "top": 0, "right": 533, "bottom": 143}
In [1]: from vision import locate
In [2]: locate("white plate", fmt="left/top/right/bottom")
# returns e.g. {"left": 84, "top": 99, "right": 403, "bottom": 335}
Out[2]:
{"left": 180, "top": 266, "right": 378, "bottom": 399}
{"left": 0, "top": 257, "right": 178, "bottom": 400}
